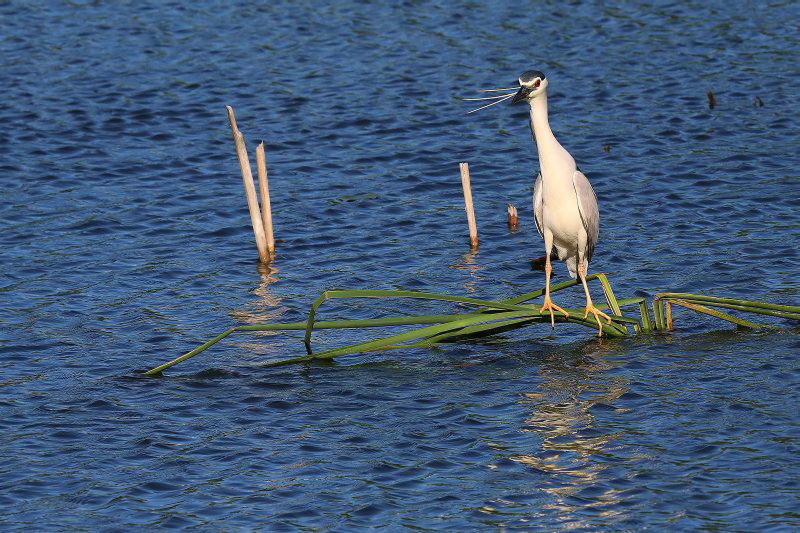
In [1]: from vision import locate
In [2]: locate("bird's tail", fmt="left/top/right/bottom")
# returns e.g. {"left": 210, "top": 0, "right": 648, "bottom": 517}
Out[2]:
{"left": 565, "top": 256, "right": 578, "bottom": 279}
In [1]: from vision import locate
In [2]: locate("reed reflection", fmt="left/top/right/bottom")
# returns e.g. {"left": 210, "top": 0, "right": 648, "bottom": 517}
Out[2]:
{"left": 229, "top": 262, "right": 287, "bottom": 357}
{"left": 450, "top": 248, "right": 483, "bottom": 294}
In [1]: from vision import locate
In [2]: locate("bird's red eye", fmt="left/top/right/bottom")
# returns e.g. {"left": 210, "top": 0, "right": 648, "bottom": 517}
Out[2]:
{"left": 534, "top": 79, "right": 541, "bottom": 88}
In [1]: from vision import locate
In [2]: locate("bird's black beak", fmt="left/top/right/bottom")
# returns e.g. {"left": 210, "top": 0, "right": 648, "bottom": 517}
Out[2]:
{"left": 511, "top": 86, "right": 530, "bottom": 105}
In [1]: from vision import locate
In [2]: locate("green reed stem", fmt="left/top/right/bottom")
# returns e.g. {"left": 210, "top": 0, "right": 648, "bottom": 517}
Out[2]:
{"left": 415, "top": 317, "right": 540, "bottom": 346}
{"left": 303, "top": 290, "right": 538, "bottom": 353}
{"left": 652, "top": 299, "right": 664, "bottom": 331}
{"left": 502, "top": 273, "right": 605, "bottom": 305}
{"left": 669, "top": 300, "right": 767, "bottom": 329}
{"left": 638, "top": 299, "right": 652, "bottom": 332}
{"left": 145, "top": 314, "right": 484, "bottom": 375}
{"left": 263, "top": 311, "right": 539, "bottom": 368}
{"left": 656, "top": 293, "right": 800, "bottom": 315}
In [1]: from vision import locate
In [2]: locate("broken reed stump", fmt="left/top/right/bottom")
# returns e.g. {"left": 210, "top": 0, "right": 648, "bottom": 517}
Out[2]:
{"left": 459, "top": 162, "right": 479, "bottom": 248}
{"left": 226, "top": 105, "right": 271, "bottom": 264}
{"left": 707, "top": 90, "right": 716, "bottom": 110}
{"left": 256, "top": 142, "right": 275, "bottom": 256}
{"left": 507, "top": 203, "right": 518, "bottom": 230}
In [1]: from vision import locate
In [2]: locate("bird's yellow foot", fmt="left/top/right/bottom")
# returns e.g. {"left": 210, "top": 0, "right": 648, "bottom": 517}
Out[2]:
{"left": 584, "top": 304, "right": 613, "bottom": 337}
{"left": 540, "top": 295, "right": 570, "bottom": 328}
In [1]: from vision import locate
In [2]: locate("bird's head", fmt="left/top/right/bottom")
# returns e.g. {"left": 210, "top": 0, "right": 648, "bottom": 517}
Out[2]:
{"left": 462, "top": 70, "right": 548, "bottom": 114}
{"left": 512, "top": 70, "right": 547, "bottom": 105}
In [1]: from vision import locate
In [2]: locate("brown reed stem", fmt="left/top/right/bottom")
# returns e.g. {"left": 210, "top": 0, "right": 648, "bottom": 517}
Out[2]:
{"left": 507, "top": 203, "right": 518, "bottom": 230}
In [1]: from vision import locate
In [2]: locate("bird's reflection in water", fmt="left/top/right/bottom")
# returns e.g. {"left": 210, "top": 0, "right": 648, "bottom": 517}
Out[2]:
{"left": 450, "top": 248, "right": 483, "bottom": 294}
{"left": 512, "top": 341, "right": 632, "bottom": 525}
{"left": 229, "top": 262, "right": 287, "bottom": 358}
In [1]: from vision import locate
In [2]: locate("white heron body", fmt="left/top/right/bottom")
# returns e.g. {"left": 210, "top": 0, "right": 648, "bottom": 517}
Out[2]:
{"left": 511, "top": 70, "right": 609, "bottom": 334}
{"left": 464, "top": 70, "right": 610, "bottom": 334}
{"left": 529, "top": 91, "right": 599, "bottom": 279}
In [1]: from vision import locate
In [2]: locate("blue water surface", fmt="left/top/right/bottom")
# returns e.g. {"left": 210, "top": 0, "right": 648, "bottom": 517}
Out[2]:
{"left": 1, "top": 0, "right": 799, "bottom": 529}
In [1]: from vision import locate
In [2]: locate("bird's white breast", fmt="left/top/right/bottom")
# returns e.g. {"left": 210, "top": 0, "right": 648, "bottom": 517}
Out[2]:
{"left": 541, "top": 170, "right": 584, "bottom": 247}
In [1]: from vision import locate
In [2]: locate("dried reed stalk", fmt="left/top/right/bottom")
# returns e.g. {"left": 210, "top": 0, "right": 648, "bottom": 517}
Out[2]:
{"left": 226, "top": 106, "right": 269, "bottom": 264}
{"left": 256, "top": 142, "right": 275, "bottom": 256}
{"left": 459, "top": 162, "right": 479, "bottom": 248}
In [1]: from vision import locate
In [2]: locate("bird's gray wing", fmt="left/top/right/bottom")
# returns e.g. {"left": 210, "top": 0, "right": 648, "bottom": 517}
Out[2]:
{"left": 572, "top": 170, "right": 600, "bottom": 262}
{"left": 532, "top": 171, "right": 543, "bottom": 238}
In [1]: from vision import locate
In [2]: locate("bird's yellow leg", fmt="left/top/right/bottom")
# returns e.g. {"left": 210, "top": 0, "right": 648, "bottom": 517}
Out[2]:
{"left": 541, "top": 260, "right": 569, "bottom": 328}
{"left": 578, "top": 260, "right": 612, "bottom": 336}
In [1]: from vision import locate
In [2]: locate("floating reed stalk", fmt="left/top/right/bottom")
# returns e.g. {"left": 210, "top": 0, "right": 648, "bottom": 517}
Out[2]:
{"left": 654, "top": 292, "right": 800, "bottom": 329}
{"left": 507, "top": 203, "right": 518, "bottom": 230}
{"left": 226, "top": 106, "right": 269, "bottom": 264}
{"left": 256, "top": 142, "right": 275, "bottom": 257}
{"left": 668, "top": 299, "right": 764, "bottom": 329}
{"left": 459, "top": 162, "right": 479, "bottom": 248}
{"left": 145, "top": 273, "right": 641, "bottom": 375}
{"left": 147, "top": 273, "right": 800, "bottom": 376}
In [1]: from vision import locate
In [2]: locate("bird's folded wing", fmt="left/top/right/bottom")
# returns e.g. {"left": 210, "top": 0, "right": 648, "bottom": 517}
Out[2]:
{"left": 532, "top": 171, "right": 543, "bottom": 238}
{"left": 572, "top": 170, "right": 600, "bottom": 259}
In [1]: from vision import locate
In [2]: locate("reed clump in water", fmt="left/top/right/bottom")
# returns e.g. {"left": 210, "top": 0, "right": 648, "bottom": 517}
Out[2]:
{"left": 144, "top": 274, "right": 800, "bottom": 376}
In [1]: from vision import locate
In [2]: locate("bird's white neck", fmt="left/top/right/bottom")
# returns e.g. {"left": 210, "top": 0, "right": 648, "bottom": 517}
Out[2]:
{"left": 529, "top": 92, "right": 575, "bottom": 173}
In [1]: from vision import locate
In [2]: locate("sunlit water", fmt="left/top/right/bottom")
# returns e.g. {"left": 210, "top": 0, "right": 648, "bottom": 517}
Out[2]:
{"left": 2, "top": 0, "right": 799, "bottom": 529}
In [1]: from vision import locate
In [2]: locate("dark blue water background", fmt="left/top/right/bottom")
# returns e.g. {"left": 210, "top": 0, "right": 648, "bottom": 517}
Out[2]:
{"left": 2, "top": 0, "right": 799, "bottom": 529}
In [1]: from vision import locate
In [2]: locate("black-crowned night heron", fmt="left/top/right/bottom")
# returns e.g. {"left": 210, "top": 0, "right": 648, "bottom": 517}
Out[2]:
{"left": 465, "top": 70, "right": 612, "bottom": 335}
